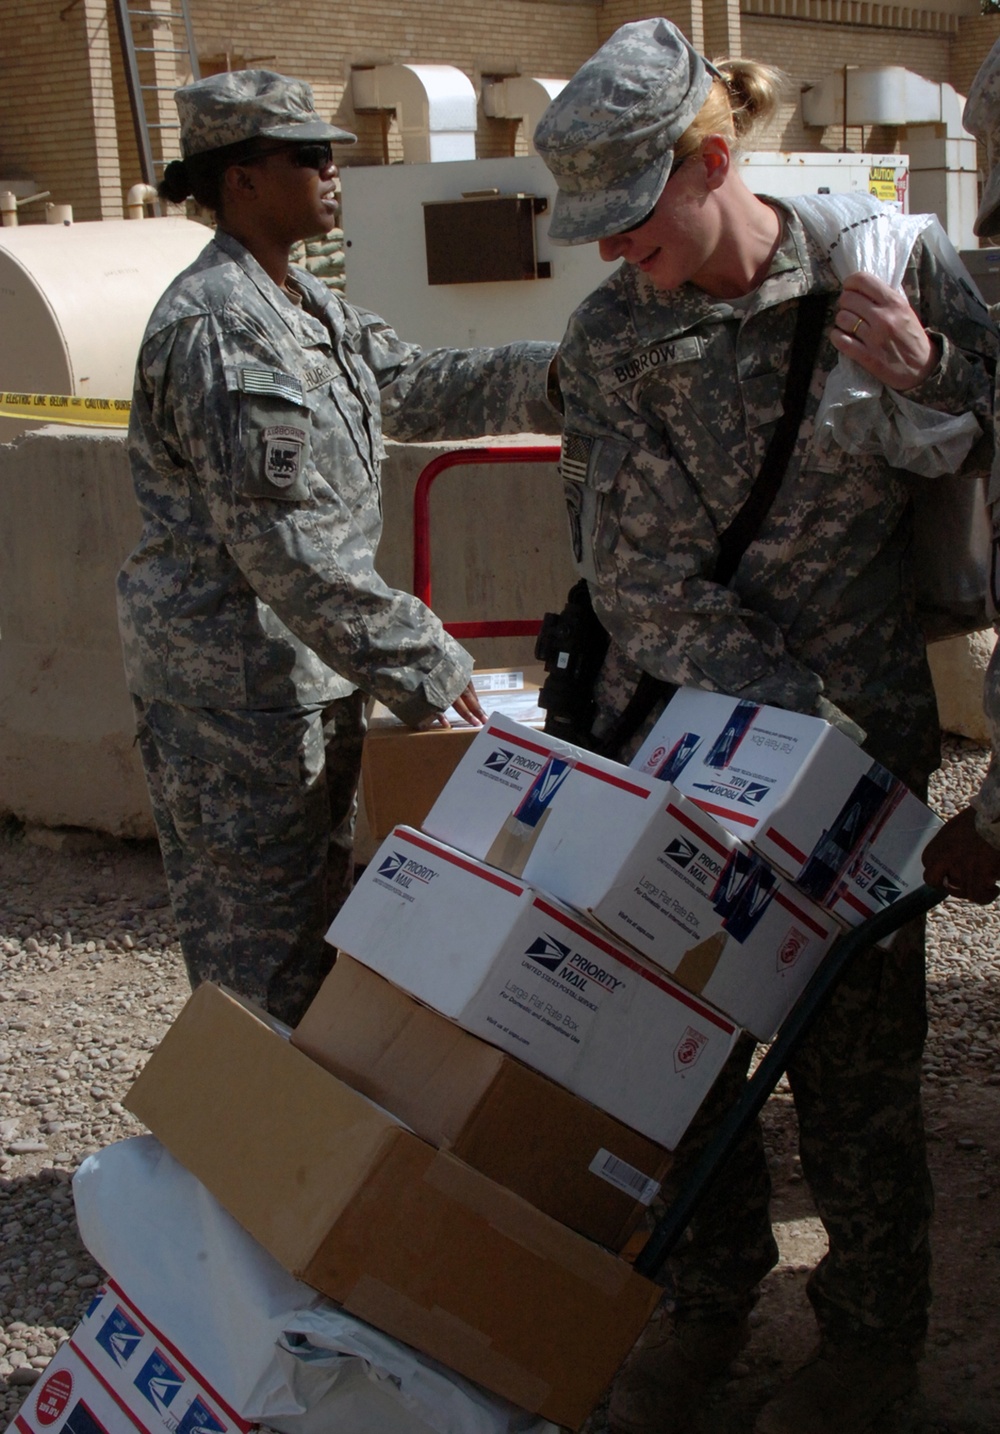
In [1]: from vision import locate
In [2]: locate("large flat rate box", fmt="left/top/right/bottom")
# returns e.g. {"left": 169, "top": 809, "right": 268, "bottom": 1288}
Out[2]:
{"left": 124, "top": 983, "right": 660, "bottom": 1431}
{"left": 363, "top": 667, "right": 545, "bottom": 840}
{"left": 293, "top": 955, "right": 671, "bottom": 1251}
{"left": 8, "top": 1279, "right": 251, "bottom": 1434}
{"left": 629, "top": 687, "right": 942, "bottom": 925}
{"left": 327, "top": 827, "right": 737, "bottom": 1146}
{"left": 421, "top": 716, "right": 840, "bottom": 1041}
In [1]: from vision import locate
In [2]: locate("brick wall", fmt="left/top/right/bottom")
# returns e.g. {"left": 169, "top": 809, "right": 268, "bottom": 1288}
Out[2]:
{"left": 742, "top": 15, "right": 952, "bottom": 153}
{"left": 952, "top": 13, "right": 1000, "bottom": 95}
{"left": 188, "top": 0, "right": 602, "bottom": 167}
{"left": 0, "top": 0, "right": 121, "bottom": 223}
{"left": 2, "top": 1, "right": 996, "bottom": 228}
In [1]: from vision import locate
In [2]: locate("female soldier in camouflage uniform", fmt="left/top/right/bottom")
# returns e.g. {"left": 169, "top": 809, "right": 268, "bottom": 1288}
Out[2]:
{"left": 533, "top": 19, "right": 997, "bottom": 1434}
{"left": 119, "top": 70, "right": 560, "bottom": 1028}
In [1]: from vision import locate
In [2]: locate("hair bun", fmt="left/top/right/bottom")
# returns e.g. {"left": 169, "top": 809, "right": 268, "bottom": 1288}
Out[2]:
{"left": 158, "top": 158, "right": 193, "bottom": 204}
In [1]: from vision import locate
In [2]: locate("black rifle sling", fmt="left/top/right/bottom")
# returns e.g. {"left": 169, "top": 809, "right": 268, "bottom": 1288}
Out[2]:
{"left": 713, "top": 292, "right": 829, "bottom": 587}
{"left": 597, "top": 292, "right": 830, "bottom": 758}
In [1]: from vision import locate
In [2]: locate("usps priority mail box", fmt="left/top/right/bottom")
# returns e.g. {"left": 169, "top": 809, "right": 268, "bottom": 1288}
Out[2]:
{"left": 527, "top": 780, "right": 839, "bottom": 1043}
{"left": 630, "top": 688, "right": 941, "bottom": 926}
{"left": 326, "top": 827, "right": 738, "bottom": 1148}
{"left": 422, "top": 714, "right": 655, "bottom": 876}
{"left": 10, "top": 1280, "right": 250, "bottom": 1434}
{"left": 421, "top": 716, "right": 839, "bottom": 1040}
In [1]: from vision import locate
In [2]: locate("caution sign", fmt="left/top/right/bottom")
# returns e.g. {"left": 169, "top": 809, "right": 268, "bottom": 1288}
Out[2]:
{"left": 868, "top": 165, "right": 900, "bottom": 202}
{"left": 0, "top": 391, "right": 130, "bottom": 427}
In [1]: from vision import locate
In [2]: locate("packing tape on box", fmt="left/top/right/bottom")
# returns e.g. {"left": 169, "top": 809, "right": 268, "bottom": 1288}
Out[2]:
{"left": 0, "top": 391, "right": 131, "bottom": 426}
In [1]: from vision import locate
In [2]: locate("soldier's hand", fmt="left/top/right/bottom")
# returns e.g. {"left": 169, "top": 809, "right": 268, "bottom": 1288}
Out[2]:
{"left": 831, "top": 271, "right": 939, "bottom": 393}
{"left": 451, "top": 681, "right": 486, "bottom": 726}
{"left": 415, "top": 681, "right": 486, "bottom": 730}
{"left": 923, "top": 805, "right": 1000, "bottom": 904}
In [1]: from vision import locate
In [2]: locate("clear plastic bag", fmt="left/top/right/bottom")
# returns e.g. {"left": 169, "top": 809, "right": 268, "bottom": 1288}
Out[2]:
{"left": 794, "top": 192, "right": 983, "bottom": 479}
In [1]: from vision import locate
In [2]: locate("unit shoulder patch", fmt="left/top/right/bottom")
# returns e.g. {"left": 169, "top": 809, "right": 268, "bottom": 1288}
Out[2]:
{"left": 262, "top": 425, "right": 307, "bottom": 488}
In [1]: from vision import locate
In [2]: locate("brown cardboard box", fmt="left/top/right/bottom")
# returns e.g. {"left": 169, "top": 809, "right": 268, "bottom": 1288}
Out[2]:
{"left": 125, "top": 983, "right": 660, "bottom": 1430}
{"left": 293, "top": 956, "right": 671, "bottom": 1251}
{"left": 361, "top": 725, "right": 476, "bottom": 842}
{"left": 362, "top": 666, "right": 545, "bottom": 840}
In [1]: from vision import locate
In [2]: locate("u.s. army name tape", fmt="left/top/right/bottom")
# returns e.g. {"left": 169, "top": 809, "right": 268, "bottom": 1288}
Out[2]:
{"left": 0, "top": 392, "right": 131, "bottom": 427}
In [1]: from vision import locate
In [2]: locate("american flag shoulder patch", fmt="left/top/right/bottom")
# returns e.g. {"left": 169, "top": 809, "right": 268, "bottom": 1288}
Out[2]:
{"left": 560, "top": 431, "right": 593, "bottom": 484}
{"left": 237, "top": 367, "right": 305, "bottom": 405}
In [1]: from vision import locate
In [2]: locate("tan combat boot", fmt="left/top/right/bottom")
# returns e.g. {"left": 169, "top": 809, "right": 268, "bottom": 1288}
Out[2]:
{"left": 753, "top": 1342, "right": 919, "bottom": 1434}
{"left": 608, "top": 1309, "right": 751, "bottom": 1434}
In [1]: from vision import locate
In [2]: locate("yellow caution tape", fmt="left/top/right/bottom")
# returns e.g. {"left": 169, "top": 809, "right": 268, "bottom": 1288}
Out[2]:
{"left": 0, "top": 392, "right": 131, "bottom": 427}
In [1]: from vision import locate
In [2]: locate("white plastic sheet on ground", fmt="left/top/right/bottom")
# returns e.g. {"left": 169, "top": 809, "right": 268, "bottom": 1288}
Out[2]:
{"left": 72, "top": 1135, "right": 562, "bottom": 1434}
{"left": 795, "top": 192, "right": 984, "bottom": 478}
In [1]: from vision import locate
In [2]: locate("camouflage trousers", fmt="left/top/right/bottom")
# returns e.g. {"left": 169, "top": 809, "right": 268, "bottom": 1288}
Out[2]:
{"left": 132, "top": 692, "right": 366, "bottom": 1026}
{"left": 658, "top": 912, "right": 932, "bottom": 1353}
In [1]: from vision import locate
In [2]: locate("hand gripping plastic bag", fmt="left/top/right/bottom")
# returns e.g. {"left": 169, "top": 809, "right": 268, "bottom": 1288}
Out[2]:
{"left": 794, "top": 192, "right": 983, "bottom": 479}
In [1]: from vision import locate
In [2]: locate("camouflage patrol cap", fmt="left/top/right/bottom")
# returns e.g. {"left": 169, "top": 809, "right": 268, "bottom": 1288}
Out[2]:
{"left": 964, "top": 39, "right": 1000, "bottom": 238}
{"left": 533, "top": 18, "right": 721, "bottom": 245}
{"left": 176, "top": 69, "right": 356, "bottom": 159}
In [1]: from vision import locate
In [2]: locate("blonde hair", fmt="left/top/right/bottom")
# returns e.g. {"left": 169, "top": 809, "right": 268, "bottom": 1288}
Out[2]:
{"left": 673, "top": 58, "right": 786, "bottom": 164}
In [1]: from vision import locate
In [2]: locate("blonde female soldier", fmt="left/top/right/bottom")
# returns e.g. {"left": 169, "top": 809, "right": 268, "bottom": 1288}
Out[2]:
{"left": 533, "top": 19, "right": 998, "bottom": 1434}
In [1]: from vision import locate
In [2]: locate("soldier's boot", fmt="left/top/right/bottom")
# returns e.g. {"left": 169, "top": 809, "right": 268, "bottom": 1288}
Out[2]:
{"left": 607, "top": 1309, "right": 751, "bottom": 1434}
{"left": 753, "top": 1340, "right": 919, "bottom": 1434}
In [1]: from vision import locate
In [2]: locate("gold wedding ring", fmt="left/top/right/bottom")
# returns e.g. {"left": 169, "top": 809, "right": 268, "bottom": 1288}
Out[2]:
{"left": 852, "top": 316, "right": 864, "bottom": 337}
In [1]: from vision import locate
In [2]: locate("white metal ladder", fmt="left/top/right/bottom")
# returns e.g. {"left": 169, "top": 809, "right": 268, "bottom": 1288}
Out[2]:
{"left": 113, "top": 0, "right": 201, "bottom": 189}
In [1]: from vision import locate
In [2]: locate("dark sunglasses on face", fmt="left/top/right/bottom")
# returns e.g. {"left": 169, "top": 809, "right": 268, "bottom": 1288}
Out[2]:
{"left": 616, "top": 152, "right": 690, "bottom": 235}
{"left": 288, "top": 141, "right": 335, "bottom": 170}
{"left": 244, "top": 140, "right": 335, "bottom": 170}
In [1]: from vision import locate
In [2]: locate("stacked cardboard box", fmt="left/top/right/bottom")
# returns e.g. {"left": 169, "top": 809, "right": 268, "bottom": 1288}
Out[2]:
{"left": 125, "top": 983, "right": 660, "bottom": 1431}
{"left": 417, "top": 715, "right": 841, "bottom": 1043}
{"left": 124, "top": 691, "right": 926, "bottom": 1430}
{"left": 294, "top": 955, "right": 672, "bottom": 1251}
{"left": 628, "top": 688, "right": 942, "bottom": 927}
{"left": 324, "top": 829, "right": 739, "bottom": 1145}
{"left": 362, "top": 666, "right": 546, "bottom": 840}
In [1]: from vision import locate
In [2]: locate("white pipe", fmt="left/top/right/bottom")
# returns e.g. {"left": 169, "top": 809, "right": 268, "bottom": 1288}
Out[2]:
{"left": 126, "top": 183, "right": 159, "bottom": 219}
{"left": 1, "top": 189, "right": 51, "bottom": 227}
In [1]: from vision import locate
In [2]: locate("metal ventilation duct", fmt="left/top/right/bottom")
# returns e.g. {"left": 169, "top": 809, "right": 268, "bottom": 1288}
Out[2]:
{"left": 481, "top": 77, "right": 568, "bottom": 154}
{"left": 351, "top": 65, "right": 477, "bottom": 163}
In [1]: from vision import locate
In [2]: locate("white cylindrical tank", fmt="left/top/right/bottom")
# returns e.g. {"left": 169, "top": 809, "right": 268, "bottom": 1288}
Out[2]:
{"left": 0, "top": 217, "right": 210, "bottom": 442}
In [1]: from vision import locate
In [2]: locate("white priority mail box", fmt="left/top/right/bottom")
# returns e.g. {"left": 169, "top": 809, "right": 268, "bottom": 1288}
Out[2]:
{"left": 420, "top": 716, "right": 840, "bottom": 1039}
{"left": 422, "top": 713, "right": 652, "bottom": 874}
{"left": 9, "top": 1279, "right": 251, "bottom": 1434}
{"left": 326, "top": 826, "right": 738, "bottom": 1148}
{"left": 630, "top": 687, "right": 942, "bottom": 926}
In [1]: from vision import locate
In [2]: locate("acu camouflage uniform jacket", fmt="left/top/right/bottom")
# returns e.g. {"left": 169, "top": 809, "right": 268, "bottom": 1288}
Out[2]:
{"left": 557, "top": 199, "right": 998, "bottom": 780}
{"left": 119, "top": 231, "right": 559, "bottom": 727}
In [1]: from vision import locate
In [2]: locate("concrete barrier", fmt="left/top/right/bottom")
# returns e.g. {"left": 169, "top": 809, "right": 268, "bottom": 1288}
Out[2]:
{"left": 0, "top": 428, "right": 574, "bottom": 839}
{"left": 3, "top": 426, "right": 993, "bottom": 843}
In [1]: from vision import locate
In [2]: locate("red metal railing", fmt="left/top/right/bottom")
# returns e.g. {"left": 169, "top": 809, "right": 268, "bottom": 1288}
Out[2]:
{"left": 412, "top": 445, "right": 560, "bottom": 639}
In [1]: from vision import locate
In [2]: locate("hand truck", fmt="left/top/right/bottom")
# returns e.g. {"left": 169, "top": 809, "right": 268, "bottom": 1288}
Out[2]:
{"left": 633, "top": 881, "right": 946, "bottom": 1278}
{"left": 411, "top": 450, "right": 947, "bottom": 1279}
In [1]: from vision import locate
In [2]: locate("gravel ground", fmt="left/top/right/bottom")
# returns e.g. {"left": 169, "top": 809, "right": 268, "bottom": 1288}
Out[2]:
{"left": 1, "top": 736, "right": 999, "bottom": 1433}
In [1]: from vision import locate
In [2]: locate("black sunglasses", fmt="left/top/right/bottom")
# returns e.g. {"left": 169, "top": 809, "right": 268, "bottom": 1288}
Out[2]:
{"left": 616, "top": 153, "right": 691, "bottom": 235}
{"left": 243, "top": 141, "right": 335, "bottom": 171}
